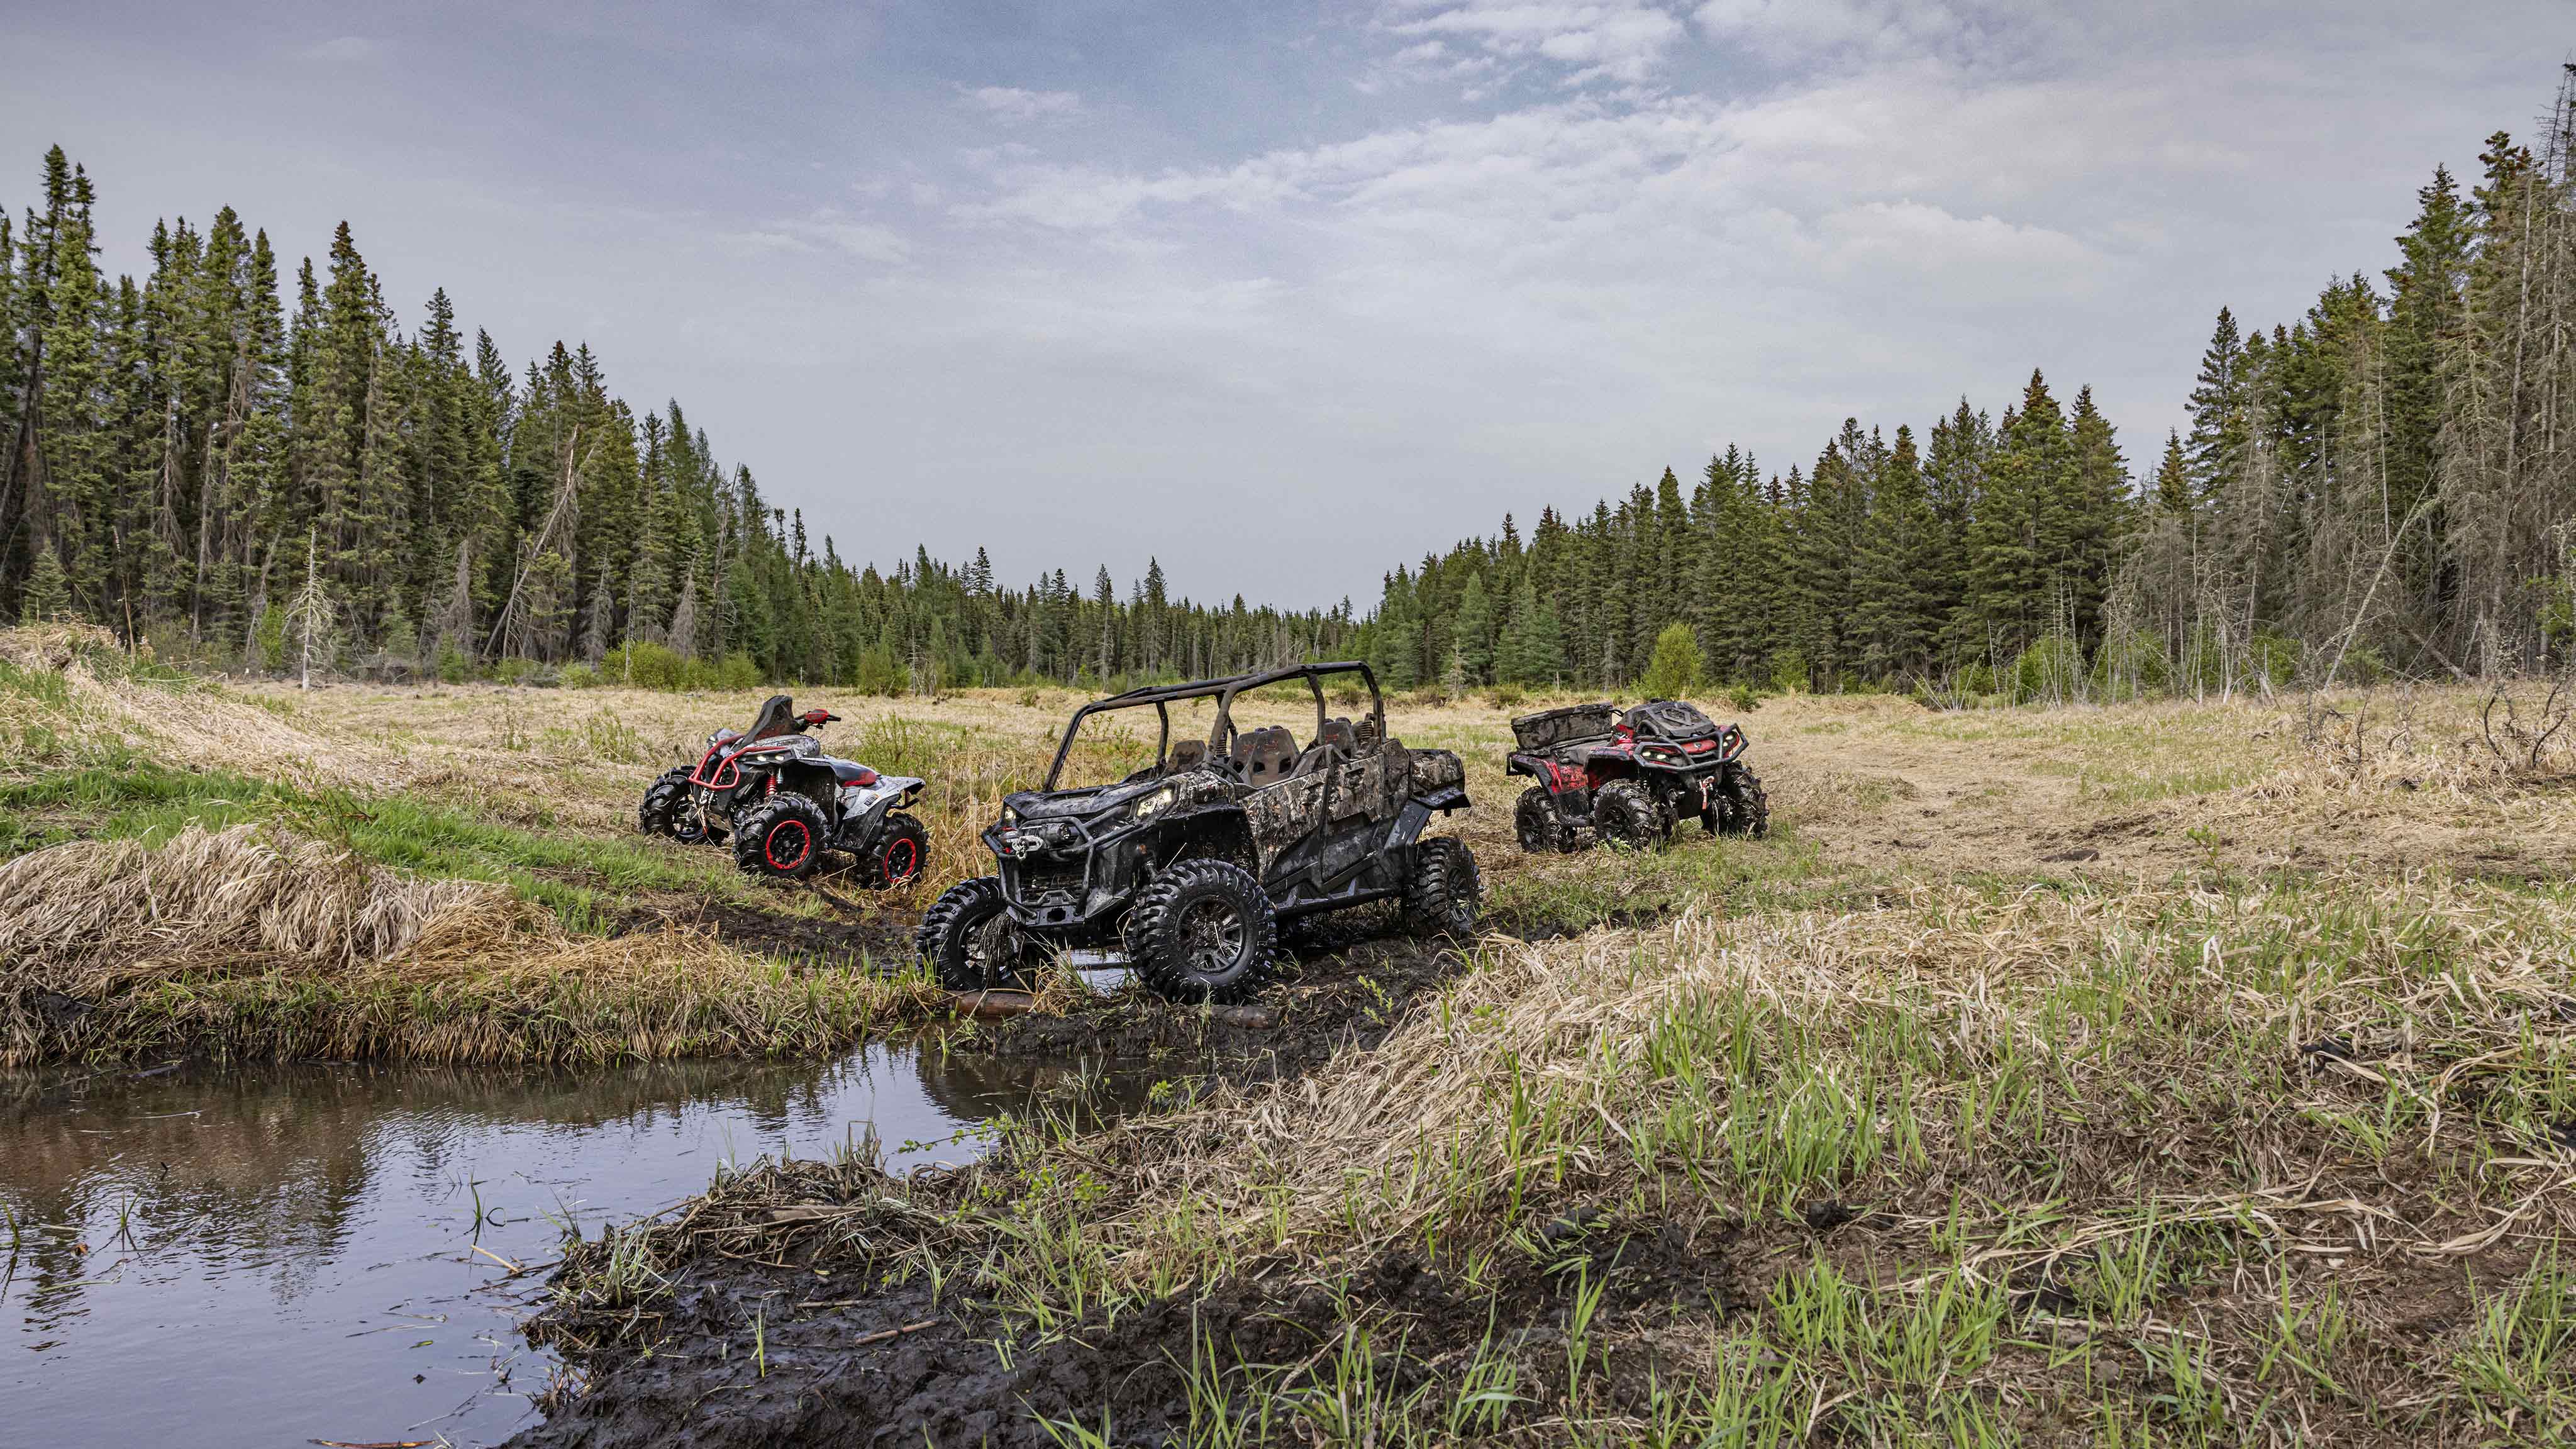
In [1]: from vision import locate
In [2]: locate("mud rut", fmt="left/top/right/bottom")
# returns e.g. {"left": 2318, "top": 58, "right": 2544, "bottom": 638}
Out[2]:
{"left": 509, "top": 903, "right": 1520, "bottom": 1449}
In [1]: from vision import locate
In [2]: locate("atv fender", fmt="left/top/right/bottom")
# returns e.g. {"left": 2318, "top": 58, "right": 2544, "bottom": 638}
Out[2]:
{"left": 1509, "top": 751, "right": 1594, "bottom": 806}
{"left": 836, "top": 773, "right": 924, "bottom": 843}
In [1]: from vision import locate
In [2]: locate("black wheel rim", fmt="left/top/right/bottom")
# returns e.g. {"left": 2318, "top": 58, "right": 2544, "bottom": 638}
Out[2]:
{"left": 765, "top": 819, "right": 812, "bottom": 870}
{"left": 1177, "top": 896, "right": 1246, "bottom": 977}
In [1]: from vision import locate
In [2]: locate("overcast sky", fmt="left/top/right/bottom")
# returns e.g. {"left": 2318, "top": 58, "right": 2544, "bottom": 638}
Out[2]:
{"left": 0, "top": 3, "right": 2564, "bottom": 608}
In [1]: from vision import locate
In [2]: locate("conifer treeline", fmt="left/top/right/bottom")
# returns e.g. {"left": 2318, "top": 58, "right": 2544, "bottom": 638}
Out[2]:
{"left": 9, "top": 72, "right": 2576, "bottom": 698}
{"left": 1359, "top": 74, "right": 2576, "bottom": 697}
{"left": 0, "top": 148, "right": 1355, "bottom": 689}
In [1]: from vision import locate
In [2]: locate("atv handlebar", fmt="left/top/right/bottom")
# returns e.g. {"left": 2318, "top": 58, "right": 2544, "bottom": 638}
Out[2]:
{"left": 800, "top": 709, "right": 840, "bottom": 726}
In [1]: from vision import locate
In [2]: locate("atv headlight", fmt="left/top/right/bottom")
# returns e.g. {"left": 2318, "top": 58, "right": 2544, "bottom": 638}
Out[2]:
{"left": 1131, "top": 786, "right": 1178, "bottom": 822}
{"left": 1000, "top": 804, "right": 1019, "bottom": 827}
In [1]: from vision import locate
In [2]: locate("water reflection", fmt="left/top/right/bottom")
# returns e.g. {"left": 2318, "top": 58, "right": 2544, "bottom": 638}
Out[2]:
{"left": 1, "top": 1041, "right": 1135, "bottom": 1449}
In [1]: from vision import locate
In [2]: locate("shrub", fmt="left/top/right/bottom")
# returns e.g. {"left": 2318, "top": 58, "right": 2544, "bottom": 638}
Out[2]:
{"left": 253, "top": 603, "right": 287, "bottom": 674}
{"left": 1728, "top": 682, "right": 1761, "bottom": 713}
{"left": 492, "top": 657, "right": 541, "bottom": 686}
{"left": 1768, "top": 649, "right": 1808, "bottom": 694}
{"left": 603, "top": 641, "right": 687, "bottom": 691}
{"left": 2336, "top": 645, "right": 2390, "bottom": 687}
{"left": 1638, "top": 621, "right": 1704, "bottom": 700}
{"left": 2009, "top": 633, "right": 2086, "bottom": 704}
{"left": 2089, "top": 630, "right": 2172, "bottom": 702}
{"left": 559, "top": 662, "right": 601, "bottom": 690}
{"left": 2250, "top": 633, "right": 2301, "bottom": 689}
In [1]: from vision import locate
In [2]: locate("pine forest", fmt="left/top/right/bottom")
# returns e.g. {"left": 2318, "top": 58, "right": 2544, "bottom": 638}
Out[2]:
{"left": 6, "top": 74, "right": 2576, "bottom": 702}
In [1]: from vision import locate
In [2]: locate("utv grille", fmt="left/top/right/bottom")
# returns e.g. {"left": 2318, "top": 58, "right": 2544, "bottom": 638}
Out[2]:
{"left": 1011, "top": 860, "right": 1087, "bottom": 907}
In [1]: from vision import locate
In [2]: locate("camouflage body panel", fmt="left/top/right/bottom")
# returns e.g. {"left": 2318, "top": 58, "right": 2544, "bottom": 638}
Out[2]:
{"left": 1223, "top": 740, "right": 1465, "bottom": 869}
{"left": 1409, "top": 747, "right": 1466, "bottom": 796}
{"left": 1242, "top": 771, "right": 1328, "bottom": 865}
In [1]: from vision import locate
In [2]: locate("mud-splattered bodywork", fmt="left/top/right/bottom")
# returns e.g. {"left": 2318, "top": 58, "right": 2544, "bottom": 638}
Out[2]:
{"left": 982, "top": 664, "right": 1469, "bottom": 942}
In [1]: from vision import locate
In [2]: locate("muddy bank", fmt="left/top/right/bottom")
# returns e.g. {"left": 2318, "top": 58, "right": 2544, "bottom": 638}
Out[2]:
{"left": 511, "top": 1154, "right": 1749, "bottom": 1449}
{"left": 962, "top": 912, "right": 1474, "bottom": 1087}
{"left": 605, "top": 880, "right": 920, "bottom": 968}
{"left": 512, "top": 914, "right": 1500, "bottom": 1448}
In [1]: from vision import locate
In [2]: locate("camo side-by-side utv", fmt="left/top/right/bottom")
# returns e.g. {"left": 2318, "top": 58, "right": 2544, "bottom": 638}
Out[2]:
{"left": 1507, "top": 699, "right": 1766, "bottom": 853}
{"left": 637, "top": 695, "right": 930, "bottom": 887}
{"left": 916, "top": 662, "right": 1479, "bottom": 1002}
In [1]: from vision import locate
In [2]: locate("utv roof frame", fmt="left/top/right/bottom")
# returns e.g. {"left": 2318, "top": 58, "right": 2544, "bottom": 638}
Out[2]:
{"left": 1042, "top": 660, "right": 1387, "bottom": 792}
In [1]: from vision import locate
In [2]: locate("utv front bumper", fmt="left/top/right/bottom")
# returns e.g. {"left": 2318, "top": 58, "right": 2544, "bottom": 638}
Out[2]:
{"left": 986, "top": 818, "right": 1144, "bottom": 933}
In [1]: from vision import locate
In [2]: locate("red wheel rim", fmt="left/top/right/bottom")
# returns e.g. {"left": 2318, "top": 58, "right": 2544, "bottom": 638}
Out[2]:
{"left": 765, "top": 820, "right": 811, "bottom": 870}
{"left": 882, "top": 837, "right": 918, "bottom": 883}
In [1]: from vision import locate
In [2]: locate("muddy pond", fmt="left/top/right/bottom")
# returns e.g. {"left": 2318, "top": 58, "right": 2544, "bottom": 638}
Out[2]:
{"left": 1, "top": 1038, "right": 1143, "bottom": 1449}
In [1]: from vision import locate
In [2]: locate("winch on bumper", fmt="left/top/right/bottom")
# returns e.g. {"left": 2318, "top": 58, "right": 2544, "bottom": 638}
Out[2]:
{"left": 985, "top": 780, "right": 1202, "bottom": 932}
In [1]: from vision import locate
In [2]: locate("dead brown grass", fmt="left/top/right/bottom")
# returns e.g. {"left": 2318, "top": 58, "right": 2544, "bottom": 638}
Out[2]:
{"left": 0, "top": 824, "right": 946, "bottom": 1067}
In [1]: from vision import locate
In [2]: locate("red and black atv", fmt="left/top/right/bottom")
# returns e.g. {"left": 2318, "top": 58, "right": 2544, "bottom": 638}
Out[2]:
{"left": 1507, "top": 699, "right": 1767, "bottom": 853}
{"left": 638, "top": 694, "right": 930, "bottom": 886}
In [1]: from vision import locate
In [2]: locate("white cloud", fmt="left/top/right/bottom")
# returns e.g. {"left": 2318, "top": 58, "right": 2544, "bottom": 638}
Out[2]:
{"left": 303, "top": 35, "right": 380, "bottom": 63}
{"left": 961, "top": 85, "right": 1084, "bottom": 123}
{"left": 722, "top": 213, "right": 909, "bottom": 265}
{"left": 1380, "top": 1, "right": 1690, "bottom": 85}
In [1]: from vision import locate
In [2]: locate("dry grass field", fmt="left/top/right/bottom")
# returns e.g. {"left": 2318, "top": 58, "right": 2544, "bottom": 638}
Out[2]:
{"left": 6, "top": 625, "right": 2576, "bottom": 1443}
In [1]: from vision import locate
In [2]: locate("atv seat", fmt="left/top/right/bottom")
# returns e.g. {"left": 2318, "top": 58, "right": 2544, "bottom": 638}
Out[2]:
{"left": 745, "top": 694, "right": 801, "bottom": 741}
{"left": 827, "top": 759, "right": 879, "bottom": 786}
{"left": 1169, "top": 738, "right": 1208, "bottom": 773}
{"left": 1232, "top": 726, "right": 1298, "bottom": 786}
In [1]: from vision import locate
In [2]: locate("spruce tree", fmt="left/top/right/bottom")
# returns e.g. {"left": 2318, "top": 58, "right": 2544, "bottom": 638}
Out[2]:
{"left": 1639, "top": 620, "right": 1702, "bottom": 698}
{"left": 1448, "top": 570, "right": 1494, "bottom": 686}
{"left": 2185, "top": 308, "right": 2248, "bottom": 500}
{"left": 1854, "top": 425, "right": 1940, "bottom": 679}
{"left": 2153, "top": 431, "right": 2190, "bottom": 515}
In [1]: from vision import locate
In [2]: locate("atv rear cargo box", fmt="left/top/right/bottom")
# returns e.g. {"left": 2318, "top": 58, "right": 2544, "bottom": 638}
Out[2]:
{"left": 1511, "top": 702, "right": 1619, "bottom": 753}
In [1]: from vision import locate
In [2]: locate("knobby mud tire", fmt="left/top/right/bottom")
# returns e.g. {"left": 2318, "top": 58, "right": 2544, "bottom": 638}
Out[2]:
{"left": 1593, "top": 779, "right": 1672, "bottom": 851}
{"left": 1513, "top": 786, "right": 1567, "bottom": 854}
{"left": 1403, "top": 836, "right": 1482, "bottom": 940}
{"left": 1128, "top": 859, "right": 1277, "bottom": 1005}
{"left": 916, "top": 877, "right": 1025, "bottom": 991}
{"left": 731, "top": 792, "right": 831, "bottom": 879}
{"left": 638, "top": 770, "right": 704, "bottom": 843}
{"left": 862, "top": 811, "right": 930, "bottom": 890}
{"left": 1717, "top": 763, "right": 1770, "bottom": 838}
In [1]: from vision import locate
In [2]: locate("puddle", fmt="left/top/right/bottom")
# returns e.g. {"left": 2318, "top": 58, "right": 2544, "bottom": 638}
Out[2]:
{"left": 1, "top": 1043, "right": 1143, "bottom": 1449}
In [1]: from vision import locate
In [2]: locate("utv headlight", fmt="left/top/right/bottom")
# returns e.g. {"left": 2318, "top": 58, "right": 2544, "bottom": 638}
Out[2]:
{"left": 1131, "top": 786, "right": 1178, "bottom": 822}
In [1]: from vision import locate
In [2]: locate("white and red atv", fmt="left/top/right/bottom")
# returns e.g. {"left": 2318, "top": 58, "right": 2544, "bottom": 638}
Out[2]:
{"left": 638, "top": 695, "right": 928, "bottom": 886}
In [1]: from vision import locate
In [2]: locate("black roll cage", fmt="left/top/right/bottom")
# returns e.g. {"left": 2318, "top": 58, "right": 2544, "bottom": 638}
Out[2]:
{"left": 1041, "top": 662, "right": 1387, "bottom": 792}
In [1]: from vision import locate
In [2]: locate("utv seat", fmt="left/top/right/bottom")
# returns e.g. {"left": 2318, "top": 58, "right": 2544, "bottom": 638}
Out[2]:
{"left": 1232, "top": 726, "right": 1299, "bottom": 786}
{"left": 1169, "top": 739, "right": 1209, "bottom": 773}
{"left": 1291, "top": 718, "right": 1360, "bottom": 779}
